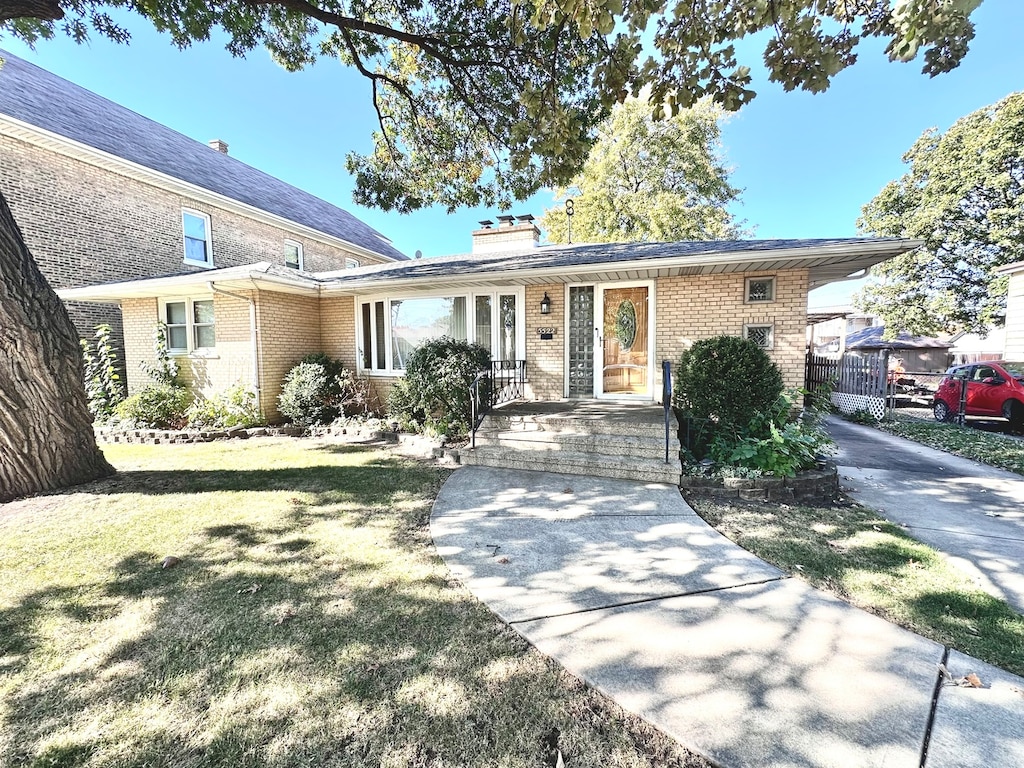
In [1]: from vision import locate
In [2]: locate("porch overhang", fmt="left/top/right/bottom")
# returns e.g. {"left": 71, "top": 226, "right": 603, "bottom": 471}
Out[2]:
{"left": 57, "top": 261, "right": 320, "bottom": 303}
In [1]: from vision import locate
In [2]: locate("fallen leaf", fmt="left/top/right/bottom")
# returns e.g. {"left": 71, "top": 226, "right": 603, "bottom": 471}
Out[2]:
{"left": 237, "top": 583, "right": 261, "bottom": 595}
{"left": 275, "top": 608, "right": 297, "bottom": 625}
{"left": 961, "top": 673, "right": 984, "bottom": 688}
{"left": 562, "top": 487, "right": 573, "bottom": 495}
{"left": 161, "top": 556, "right": 180, "bottom": 570}
{"left": 495, "top": 556, "right": 511, "bottom": 564}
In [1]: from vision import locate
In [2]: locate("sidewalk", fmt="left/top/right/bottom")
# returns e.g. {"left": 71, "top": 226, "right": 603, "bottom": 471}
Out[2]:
{"left": 431, "top": 466, "right": 1024, "bottom": 768}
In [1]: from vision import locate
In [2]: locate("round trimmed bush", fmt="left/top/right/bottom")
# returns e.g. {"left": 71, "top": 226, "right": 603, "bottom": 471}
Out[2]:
{"left": 673, "top": 335, "right": 784, "bottom": 436}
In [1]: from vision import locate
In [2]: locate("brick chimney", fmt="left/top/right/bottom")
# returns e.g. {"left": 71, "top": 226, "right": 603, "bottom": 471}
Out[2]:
{"left": 471, "top": 214, "right": 540, "bottom": 254}
{"left": 208, "top": 139, "right": 229, "bottom": 154}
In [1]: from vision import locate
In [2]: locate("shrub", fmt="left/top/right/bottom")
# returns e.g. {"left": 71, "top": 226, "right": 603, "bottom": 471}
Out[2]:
{"left": 277, "top": 354, "right": 365, "bottom": 426}
{"left": 673, "top": 335, "right": 784, "bottom": 438}
{"left": 115, "top": 384, "right": 192, "bottom": 429}
{"left": 80, "top": 324, "right": 125, "bottom": 424}
{"left": 387, "top": 336, "right": 491, "bottom": 437}
{"left": 187, "top": 383, "right": 262, "bottom": 429}
{"left": 139, "top": 323, "right": 179, "bottom": 386}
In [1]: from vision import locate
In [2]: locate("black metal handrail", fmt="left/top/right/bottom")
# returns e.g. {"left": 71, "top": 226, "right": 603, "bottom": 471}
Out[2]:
{"left": 470, "top": 359, "right": 527, "bottom": 448}
{"left": 662, "top": 359, "right": 672, "bottom": 464}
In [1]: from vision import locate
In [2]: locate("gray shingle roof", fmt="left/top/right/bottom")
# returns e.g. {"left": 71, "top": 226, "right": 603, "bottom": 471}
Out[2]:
{"left": 322, "top": 237, "right": 906, "bottom": 284}
{"left": 0, "top": 51, "right": 407, "bottom": 261}
{"left": 845, "top": 326, "right": 951, "bottom": 350}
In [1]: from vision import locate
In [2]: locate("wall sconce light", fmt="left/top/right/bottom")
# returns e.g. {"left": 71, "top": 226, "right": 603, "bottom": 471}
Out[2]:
{"left": 540, "top": 292, "right": 552, "bottom": 315}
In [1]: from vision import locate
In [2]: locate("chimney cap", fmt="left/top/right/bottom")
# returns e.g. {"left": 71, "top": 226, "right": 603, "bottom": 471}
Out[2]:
{"left": 516, "top": 214, "right": 535, "bottom": 224}
{"left": 208, "top": 138, "right": 229, "bottom": 154}
{"left": 478, "top": 219, "right": 494, "bottom": 228}
{"left": 496, "top": 214, "right": 515, "bottom": 224}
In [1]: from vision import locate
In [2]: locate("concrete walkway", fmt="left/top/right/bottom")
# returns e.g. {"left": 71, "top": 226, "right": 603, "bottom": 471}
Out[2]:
{"left": 431, "top": 466, "right": 1024, "bottom": 768}
{"left": 828, "top": 416, "right": 1024, "bottom": 615}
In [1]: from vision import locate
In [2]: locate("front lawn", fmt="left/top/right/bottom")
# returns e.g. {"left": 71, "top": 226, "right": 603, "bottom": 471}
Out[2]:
{"left": 693, "top": 498, "right": 1024, "bottom": 677}
{"left": 0, "top": 439, "right": 706, "bottom": 768}
{"left": 878, "top": 417, "right": 1024, "bottom": 476}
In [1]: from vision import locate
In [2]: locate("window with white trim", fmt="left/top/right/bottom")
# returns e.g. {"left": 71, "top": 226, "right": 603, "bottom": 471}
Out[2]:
{"left": 745, "top": 276, "right": 774, "bottom": 303}
{"left": 345, "top": 257, "right": 360, "bottom": 269}
{"left": 182, "top": 210, "right": 213, "bottom": 267}
{"left": 359, "top": 291, "right": 522, "bottom": 373}
{"left": 744, "top": 324, "right": 774, "bottom": 349}
{"left": 161, "top": 298, "right": 216, "bottom": 353}
{"left": 284, "top": 240, "right": 303, "bottom": 270}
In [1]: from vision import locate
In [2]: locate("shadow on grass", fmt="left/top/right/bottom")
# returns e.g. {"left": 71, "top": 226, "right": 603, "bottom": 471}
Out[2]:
{"left": 1, "top": 454, "right": 676, "bottom": 768}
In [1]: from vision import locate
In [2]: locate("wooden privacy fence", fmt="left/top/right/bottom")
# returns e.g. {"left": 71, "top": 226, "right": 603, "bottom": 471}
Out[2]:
{"left": 806, "top": 351, "right": 891, "bottom": 419}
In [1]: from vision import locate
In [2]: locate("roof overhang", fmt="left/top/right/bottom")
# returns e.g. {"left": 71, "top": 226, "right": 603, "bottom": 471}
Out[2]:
{"left": 57, "top": 263, "right": 319, "bottom": 303}
{"left": 318, "top": 239, "right": 924, "bottom": 295}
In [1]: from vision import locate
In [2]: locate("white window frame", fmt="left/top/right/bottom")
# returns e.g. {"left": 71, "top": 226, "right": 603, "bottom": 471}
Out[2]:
{"left": 345, "top": 257, "right": 360, "bottom": 269}
{"left": 743, "top": 323, "right": 775, "bottom": 350}
{"left": 284, "top": 239, "right": 304, "bottom": 270}
{"left": 356, "top": 288, "right": 525, "bottom": 376}
{"left": 745, "top": 276, "right": 775, "bottom": 304}
{"left": 182, "top": 209, "right": 213, "bottom": 268}
{"left": 159, "top": 297, "right": 217, "bottom": 356}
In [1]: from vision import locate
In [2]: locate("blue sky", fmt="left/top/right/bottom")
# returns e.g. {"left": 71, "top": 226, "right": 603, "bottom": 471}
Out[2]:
{"left": 4, "top": 2, "right": 1022, "bottom": 307}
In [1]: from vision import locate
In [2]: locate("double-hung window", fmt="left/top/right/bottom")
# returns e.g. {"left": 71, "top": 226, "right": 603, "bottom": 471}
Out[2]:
{"left": 162, "top": 298, "right": 216, "bottom": 354}
{"left": 284, "top": 240, "right": 303, "bottom": 270}
{"left": 359, "top": 291, "right": 522, "bottom": 373}
{"left": 182, "top": 210, "right": 213, "bottom": 267}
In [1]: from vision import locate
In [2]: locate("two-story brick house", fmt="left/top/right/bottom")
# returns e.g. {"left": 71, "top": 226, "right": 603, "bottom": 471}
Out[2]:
{"left": 0, "top": 50, "right": 407, "bottom": 375}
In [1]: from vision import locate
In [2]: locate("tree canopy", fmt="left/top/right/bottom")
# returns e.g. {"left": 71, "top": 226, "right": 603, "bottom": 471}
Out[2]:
{"left": 856, "top": 91, "right": 1024, "bottom": 337}
{"left": 1, "top": 0, "right": 986, "bottom": 213}
{"left": 539, "top": 97, "right": 746, "bottom": 243}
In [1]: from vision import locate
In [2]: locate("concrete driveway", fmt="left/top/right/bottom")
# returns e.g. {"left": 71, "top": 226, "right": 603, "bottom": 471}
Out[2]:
{"left": 827, "top": 416, "right": 1024, "bottom": 615}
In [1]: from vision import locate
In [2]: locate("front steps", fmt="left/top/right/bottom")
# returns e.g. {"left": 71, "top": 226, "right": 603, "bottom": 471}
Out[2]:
{"left": 461, "top": 403, "right": 681, "bottom": 484}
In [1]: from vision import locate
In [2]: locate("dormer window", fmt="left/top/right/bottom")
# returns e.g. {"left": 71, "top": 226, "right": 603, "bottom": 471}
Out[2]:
{"left": 284, "top": 240, "right": 303, "bottom": 270}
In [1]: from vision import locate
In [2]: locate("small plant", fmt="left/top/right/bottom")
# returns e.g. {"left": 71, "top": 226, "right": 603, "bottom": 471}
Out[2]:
{"left": 115, "top": 384, "right": 193, "bottom": 429}
{"left": 139, "top": 323, "right": 179, "bottom": 386}
{"left": 187, "top": 383, "right": 262, "bottom": 429}
{"left": 844, "top": 408, "right": 880, "bottom": 425}
{"left": 80, "top": 324, "right": 125, "bottom": 423}
{"left": 277, "top": 354, "right": 365, "bottom": 426}
{"left": 387, "top": 336, "right": 491, "bottom": 437}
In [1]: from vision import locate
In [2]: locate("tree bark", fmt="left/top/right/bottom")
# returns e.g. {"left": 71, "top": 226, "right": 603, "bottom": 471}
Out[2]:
{"left": 0, "top": 0, "right": 63, "bottom": 23}
{"left": 0, "top": 186, "right": 114, "bottom": 502}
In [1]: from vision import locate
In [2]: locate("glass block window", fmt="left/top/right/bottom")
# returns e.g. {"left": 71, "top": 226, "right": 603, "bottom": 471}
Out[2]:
{"left": 744, "top": 324, "right": 774, "bottom": 349}
{"left": 746, "top": 277, "right": 774, "bottom": 303}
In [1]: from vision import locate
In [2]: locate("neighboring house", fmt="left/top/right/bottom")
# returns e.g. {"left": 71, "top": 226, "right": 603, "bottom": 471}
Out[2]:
{"left": 1001, "top": 261, "right": 1024, "bottom": 359}
{"left": 0, "top": 51, "right": 407, "bottom": 371}
{"left": 60, "top": 216, "right": 921, "bottom": 420}
{"left": 844, "top": 326, "right": 951, "bottom": 373}
{"left": 946, "top": 328, "right": 1006, "bottom": 366}
{"left": 807, "top": 305, "right": 880, "bottom": 356}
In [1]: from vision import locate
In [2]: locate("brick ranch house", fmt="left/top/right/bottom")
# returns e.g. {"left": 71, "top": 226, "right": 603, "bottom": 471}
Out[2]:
{"left": 60, "top": 217, "right": 920, "bottom": 421}
{"left": 0, "top": 50, "right": 408, "bottom": 372}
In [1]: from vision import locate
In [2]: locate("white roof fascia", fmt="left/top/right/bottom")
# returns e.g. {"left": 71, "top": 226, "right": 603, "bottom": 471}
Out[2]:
{"left": 0, "top": 114, "right": 400, "bottom": 264}
{"left": 318, "top": 239, "right": 924, "bottom": 294}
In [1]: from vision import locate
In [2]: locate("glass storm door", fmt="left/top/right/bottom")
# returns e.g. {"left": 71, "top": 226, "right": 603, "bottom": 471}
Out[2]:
{"left": 598, "top": 285, "right": 650, "bottom": 398}
{"left": 567, "top": 286, "right": 595, "bottom": 397}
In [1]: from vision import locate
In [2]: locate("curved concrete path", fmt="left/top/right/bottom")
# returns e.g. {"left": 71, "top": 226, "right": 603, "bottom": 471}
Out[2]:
{"left": 828, "top": 416, "right": 1024, "bottom": 615}
{"left": 431, "top": 466, "right": 1024, "bottom": 768}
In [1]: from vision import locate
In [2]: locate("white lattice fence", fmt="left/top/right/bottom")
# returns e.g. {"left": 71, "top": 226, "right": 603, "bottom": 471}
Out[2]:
{"left": 831, "top": 392, "right": 887, "bottom": 420}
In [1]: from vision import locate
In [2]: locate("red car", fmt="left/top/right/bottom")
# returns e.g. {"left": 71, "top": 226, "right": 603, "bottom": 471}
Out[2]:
{"left": 933, "top": 361, "right": 1024, "bottom": 432}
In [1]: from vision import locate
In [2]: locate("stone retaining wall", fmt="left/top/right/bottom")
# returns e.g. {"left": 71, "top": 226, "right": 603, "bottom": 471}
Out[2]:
{"left": 678, "top": 464, "right": 840, "bottom": 504}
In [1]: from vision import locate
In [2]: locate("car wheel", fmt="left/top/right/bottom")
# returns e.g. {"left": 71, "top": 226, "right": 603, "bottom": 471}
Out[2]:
{"left": 933, "top": 401, "right": 953, "bottom": 423}
{"left": 1002, "top": 400, "right": 1024, "bottom": 434}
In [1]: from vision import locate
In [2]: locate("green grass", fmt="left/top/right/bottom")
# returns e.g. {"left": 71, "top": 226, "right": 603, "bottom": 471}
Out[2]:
{"left": 692, "top": 498, "right": 1024, "bottom": 676}
{"left": 0, "top": 439, "right": 707, "bottom": 768}
{"left": 879, "top": 417, "right": 1024, "bottom": 476}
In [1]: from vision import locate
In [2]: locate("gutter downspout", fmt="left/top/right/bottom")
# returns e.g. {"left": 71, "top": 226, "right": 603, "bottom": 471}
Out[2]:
{"left": 207, "top": 281, "right": 261, "bottom": 411}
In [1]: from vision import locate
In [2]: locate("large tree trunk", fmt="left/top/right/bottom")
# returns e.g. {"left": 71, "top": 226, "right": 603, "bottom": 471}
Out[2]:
{"left": 0, "top": 187, "right": 114, "bottom": 502}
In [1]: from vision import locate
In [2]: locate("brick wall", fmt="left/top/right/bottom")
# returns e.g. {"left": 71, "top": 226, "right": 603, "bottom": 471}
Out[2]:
{"left": 655, "top": 271, "right": 809, "bottom": 392}
{"left": 256, "top": 291, "right": 323, "bottom": 421}
{"left": 525, "top": 284, "right": 565, "bottom": 398}
{"left": 0, "top": 134, "right": 391, "bottom": 367}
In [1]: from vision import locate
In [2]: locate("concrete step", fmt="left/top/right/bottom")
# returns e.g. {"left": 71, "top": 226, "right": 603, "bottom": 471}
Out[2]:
{"left": 461, "top": 445, "right": 682, "bottom": 485}
{"left": 483, "top": 412, "right": 677, "bottom": 439}
{"left": 475, "top": 429, "right": 671, "bottom": 461}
